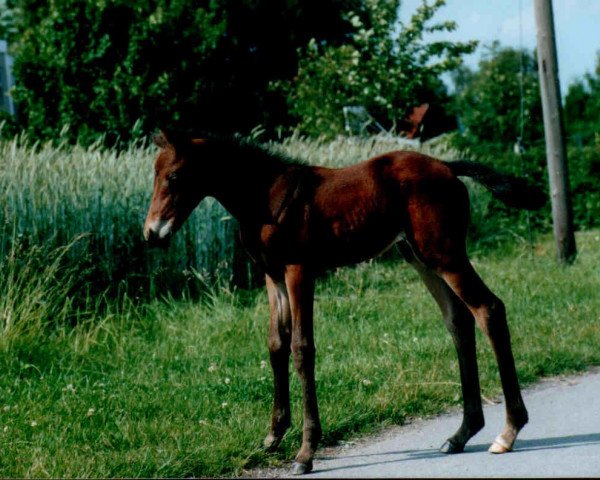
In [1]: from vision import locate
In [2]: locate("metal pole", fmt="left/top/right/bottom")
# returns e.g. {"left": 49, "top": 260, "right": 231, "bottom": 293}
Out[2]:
{"left": 0, "top": 40, "right": 16, "bottom": 116}
{"left": 533, "top": 0, "right": 576, "bottom": 264}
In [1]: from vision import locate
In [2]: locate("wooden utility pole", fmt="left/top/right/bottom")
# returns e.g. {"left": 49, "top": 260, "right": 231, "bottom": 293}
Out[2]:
{"left": 534, "top": 0, "right": 576, "bottom": 264}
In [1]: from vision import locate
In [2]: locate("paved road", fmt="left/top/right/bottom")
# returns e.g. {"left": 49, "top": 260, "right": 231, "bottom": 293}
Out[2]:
{"left": 256, "top": 369, "right": 600, "bottom": 478}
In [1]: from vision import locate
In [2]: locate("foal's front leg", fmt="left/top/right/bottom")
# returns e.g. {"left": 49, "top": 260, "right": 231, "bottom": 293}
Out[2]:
{"left": 285, "top": 265, "right": 321, "bottom": 475}
{"left": 264, "top": 274, "right": 292, "bottom": 451}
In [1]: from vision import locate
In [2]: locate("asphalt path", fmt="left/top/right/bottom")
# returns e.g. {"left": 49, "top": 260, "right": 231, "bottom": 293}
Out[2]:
{"left": 252, "top": 368, "right": 600, "bottom": 478}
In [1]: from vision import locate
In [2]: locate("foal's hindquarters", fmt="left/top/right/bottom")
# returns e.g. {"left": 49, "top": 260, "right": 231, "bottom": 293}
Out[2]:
{"left": 397, "top": 166, "right": 529, "bottom": 455}
{"left": 260, "top": 155, "right": 529, "bottom": 474}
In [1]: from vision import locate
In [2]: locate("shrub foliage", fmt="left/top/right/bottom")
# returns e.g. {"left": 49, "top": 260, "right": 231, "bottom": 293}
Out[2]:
{"left": 7, "top": 0, "right": 354, "bottom": 144}
{"left": 280, "top": 0, "right": 477, "bottom": 137}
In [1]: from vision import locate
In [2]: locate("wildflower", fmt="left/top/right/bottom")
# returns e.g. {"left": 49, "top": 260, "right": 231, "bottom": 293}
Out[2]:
{"left": 208, "top": 364, "right": 218, "bottom": 373}
{"left": 260, "top": 360, "right": 267, "bottom": 369}
{"left": 221, "top": 402, "right": 228, "bottom": 408}
{"left": 30, "top": 421, "right": 38, "bottom": 427}
{"left": 87, "top": 408, "right": 95, "bottom": 417}
{"left": 361, "top": 379, "right": 372, "bottom": 387}
{"left": 224, "top": 377, "right": 231, "bottom": 385}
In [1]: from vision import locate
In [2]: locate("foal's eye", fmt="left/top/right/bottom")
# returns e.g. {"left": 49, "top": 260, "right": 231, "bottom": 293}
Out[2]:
{"left": 167, "top": 172, "right": 180, "bottom": 190}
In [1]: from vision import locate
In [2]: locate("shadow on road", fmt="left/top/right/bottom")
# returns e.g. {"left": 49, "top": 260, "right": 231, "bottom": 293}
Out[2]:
{"left": 311, "top": 433, "right": 600, "bottom": 475}
{"left": 476, "top": 432, "right": 600, "bottom": 453}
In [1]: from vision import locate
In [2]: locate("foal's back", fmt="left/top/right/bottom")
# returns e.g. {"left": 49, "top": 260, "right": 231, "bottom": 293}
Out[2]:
{"left": 305, "top": 151, "right": 468, "bottom": 268}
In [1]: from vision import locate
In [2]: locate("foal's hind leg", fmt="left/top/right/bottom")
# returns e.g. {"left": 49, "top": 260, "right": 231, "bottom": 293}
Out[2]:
{"left": 405, "top": 177, "right": 527, "bottom": 453}
{"left": 263, "top": 274, "right": 292, "bottom": 451}
{"left": 400, "top": 242, "right": 484, "bottom": 453}
{"left": 440, "top": 263, "right": 529, "bottom": 453}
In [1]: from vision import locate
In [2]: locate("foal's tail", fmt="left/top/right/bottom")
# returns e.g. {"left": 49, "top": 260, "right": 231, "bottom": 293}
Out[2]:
{"left": 444, "top": 160, "right": 546, "bottom": 211}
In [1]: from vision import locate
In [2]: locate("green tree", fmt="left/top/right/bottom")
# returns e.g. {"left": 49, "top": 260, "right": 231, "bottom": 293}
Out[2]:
{"left": 564, "top": 54, "right": 600, "bottom": 145}
{"left": 11, "top": 0, "right": 228, "bottom": 144}
{"left": 9, "top": 0, "right": 354, "bottom": 144}
{"left": 452, "top": 42, "right": 544, "bottom": 152}
{"left": 280, "top": 0, "right": 477, "bottom": 138}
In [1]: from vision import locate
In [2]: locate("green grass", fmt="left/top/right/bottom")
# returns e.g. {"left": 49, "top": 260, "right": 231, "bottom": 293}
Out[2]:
{"left": 0, "top": 132, "right": 237, "bottom": 298}
{"left": 0, "top": 231, "right": 599, "bottom": 477}
{"left": 0, "top": 128, "right": 592, "bottom": 476}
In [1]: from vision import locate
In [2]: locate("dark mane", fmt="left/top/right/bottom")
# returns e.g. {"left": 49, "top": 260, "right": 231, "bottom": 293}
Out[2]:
{"left": 202, "top": 133, "right": 307, "bottom": 172}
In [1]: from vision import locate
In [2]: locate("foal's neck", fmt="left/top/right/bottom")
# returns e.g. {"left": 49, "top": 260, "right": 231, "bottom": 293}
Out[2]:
{"left": 203, "top": 140, "right": 306, "bottom": 225}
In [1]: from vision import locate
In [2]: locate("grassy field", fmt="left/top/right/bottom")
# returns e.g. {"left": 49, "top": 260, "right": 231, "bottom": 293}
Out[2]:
{"left": 0, "top": 130, "right": 593, "bottom": 476}
{"left": 0, "top": 131, "right": 238, "bottom": 300}
{"left": 0, "top": 230, "right": 598, "bottom": 477}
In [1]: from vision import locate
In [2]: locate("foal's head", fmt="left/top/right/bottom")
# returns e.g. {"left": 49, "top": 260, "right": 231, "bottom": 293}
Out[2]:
{"left": 143, "top": 130, "right": 208, "bottom": 247}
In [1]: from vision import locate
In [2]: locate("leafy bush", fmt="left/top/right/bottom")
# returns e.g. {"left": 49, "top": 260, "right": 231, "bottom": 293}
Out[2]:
{"left": 448, "top": 135, "right": 600, "bottom": 249}
{"left": 10, "top": 0, "right": 227, "bottom": 145}
{"left": 564, "top": 54, "right": 600, "bottom": 146}
{"left": 451, "top": 43, "right": 600, "bottom": 243}
{"left": 0, "top": 0, "right": 16, "bottom": 39}
{"left": 452, "top": 42, "right": 544, "bottom": 153}
{"left": 278, "top": 0, "right": 477, "bottom": 138}
{"left": 7, "top": 0, "right": 356, "bottom": 145}
{"left": 568, "top": 138, "right": 600, "bottom": 230}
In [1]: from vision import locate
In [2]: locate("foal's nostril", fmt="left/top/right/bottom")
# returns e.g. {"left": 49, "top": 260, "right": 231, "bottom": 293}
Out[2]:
{"left": 144, "top": 227, "right": 171, "bottom": 249}
{"left": 144, "top": 228, "right": 155, "bottom": 243}
{"left": 144, "top": 218, "right": 174, "bottom": 248}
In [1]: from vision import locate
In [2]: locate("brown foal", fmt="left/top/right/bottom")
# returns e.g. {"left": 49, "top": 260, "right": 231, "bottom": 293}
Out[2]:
{"left": 143, "top": 130, "right": 545, "bottom": 474}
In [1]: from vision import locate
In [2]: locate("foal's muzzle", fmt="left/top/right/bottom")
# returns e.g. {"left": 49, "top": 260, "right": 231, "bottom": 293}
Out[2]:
{"left": 144, "top": 228, "right": 172, "bottom": 249}
{"left": 143, "top": 219, "right": 174, "bottom": 249}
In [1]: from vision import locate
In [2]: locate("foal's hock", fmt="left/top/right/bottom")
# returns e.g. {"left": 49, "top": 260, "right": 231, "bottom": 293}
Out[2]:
{"left": 144, "top": 131, "right": 545, "bottom": 475}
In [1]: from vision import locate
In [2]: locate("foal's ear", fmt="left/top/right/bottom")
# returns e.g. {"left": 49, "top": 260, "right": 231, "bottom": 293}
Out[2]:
{"left": 153, "top": 129, "right": 192, "bottom": 150}
{"left": 153, "top": 129, "right": 171, "bottom": 148}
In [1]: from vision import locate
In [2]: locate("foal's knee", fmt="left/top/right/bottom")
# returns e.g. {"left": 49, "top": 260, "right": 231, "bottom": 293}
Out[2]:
{"left": 268, "top": 334, "right": 290, "bottom": 360}
{"left": 291, "top": 340, "right": 315, "bottom": 371}
{"left": 268, "top": 336, "right": 282, "bottom": 353}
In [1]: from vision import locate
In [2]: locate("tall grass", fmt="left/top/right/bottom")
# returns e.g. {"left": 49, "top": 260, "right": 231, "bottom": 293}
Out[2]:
{"left": 0, "top": 132, "right": 237, "bottom": 299}
{"left": 0, "top": 238, "right": 78, "bottom": 348}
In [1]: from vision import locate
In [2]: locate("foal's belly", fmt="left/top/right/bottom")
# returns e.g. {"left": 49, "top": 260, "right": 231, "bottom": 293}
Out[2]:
{"left": 255, "top": 218, "right": 403, "bottom": 271}
{"left": 304, "top": 218, "right": 404, "bottom": 268}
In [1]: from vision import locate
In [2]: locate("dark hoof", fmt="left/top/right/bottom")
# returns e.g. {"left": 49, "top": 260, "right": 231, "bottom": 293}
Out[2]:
{"left": 440, "top": 439, "right": 465, "bottom": 454}
{"left": 292, "top": 461, "right": 313, "bottom": 475}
